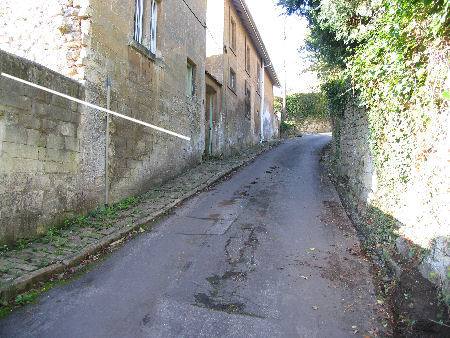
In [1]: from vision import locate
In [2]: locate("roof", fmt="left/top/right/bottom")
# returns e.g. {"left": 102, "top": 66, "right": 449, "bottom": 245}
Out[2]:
{"left": 230, "top": 0, "right": 280, "bottom": 87}
{"left": 205, "top": 70, "right": 223, "bottom": 86}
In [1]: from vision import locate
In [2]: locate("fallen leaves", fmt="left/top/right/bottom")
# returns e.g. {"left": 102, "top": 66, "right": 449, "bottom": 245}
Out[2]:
{"left": 110, "top": 238, "right": 125, "bottom": 247}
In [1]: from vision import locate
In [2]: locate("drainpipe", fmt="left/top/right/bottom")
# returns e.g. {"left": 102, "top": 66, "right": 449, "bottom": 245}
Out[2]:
{"left": 260, "top": 61, "right": 265, "bottom": 143}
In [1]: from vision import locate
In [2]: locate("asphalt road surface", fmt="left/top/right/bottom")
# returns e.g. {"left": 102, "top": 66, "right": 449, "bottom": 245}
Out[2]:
{"left": 0, "top": 134, "right": 386, "bottom": 337}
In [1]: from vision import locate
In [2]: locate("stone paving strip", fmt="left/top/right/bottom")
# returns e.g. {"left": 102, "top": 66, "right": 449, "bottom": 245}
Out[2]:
{"left": 0, "top": 141, "right": 281, "bottom": 302}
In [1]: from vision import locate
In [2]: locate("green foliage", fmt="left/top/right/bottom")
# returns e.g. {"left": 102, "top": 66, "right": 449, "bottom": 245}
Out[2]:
{"left": 285, "top": 92, "right": 327, "bottom": 120}
{"left": 280, "top": 0, "right": 449, "bottom": 187}
{"left": 281, "top": 1, "right": 449, "bottom": 289}
{"left": 321, "top": 78, "right": 352, "bottom": 118}
{"left": 280, "top": 120, "right": 297, "bottom": 132}
{"left": 115, "top": 197, "right": 138, "bottom": 210}
{"left": 273, "top": 96, "right": 283, "bottom": 113}
{"left": 14, "top": 293, "right": 36, "bottom": 305}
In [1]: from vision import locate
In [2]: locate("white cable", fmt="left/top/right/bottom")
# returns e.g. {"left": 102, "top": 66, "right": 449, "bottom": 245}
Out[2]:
{"left": 1, "top": 72, "right": 191, "bottom": 141}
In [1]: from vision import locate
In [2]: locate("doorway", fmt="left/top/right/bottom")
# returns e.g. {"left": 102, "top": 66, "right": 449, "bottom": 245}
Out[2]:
{"left": 205, "top": 87, "right": 216, "bottom": 156}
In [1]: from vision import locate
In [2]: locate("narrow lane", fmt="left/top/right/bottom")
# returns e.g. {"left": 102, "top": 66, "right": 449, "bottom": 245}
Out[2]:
{"left": 0, "top": 135, "right": 385, "bottom": 337}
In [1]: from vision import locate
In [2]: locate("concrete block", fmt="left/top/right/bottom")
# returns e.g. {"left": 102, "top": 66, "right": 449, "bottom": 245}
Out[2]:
{"left": 40, "top": 148, "right": 64, "bottom": 162}
{"left": 26, "top": 129, "right": 42, "bottom": 146}
{"left": 59, "top": 122, "right": 76, "bottom": 137}
{"left": 44, "top": 161, "right": 61, "bottom": 174}
{"left": 1, "top": 158, "right": 44, "bottom": 173}
{"left": 0, "top": 92, "right": 32, "bottom": 111}
{"left": 54, "top": 107, "right": 80, "bottom": 123}
{"left": 127, "top": 160, "right": 141, "bottom": 169}
{"left": 3, "top": 111, "right": 19, "bottom": 125}
{"left": 20, "top": 114, "right": 41, "bottom": 130}
{"left": 39, "top": 119, "right": 57, "bottom": 132}
{"left": 3, "top": 125, "right": 27, "bottom": 145}
{"left": 64, "top": 136, "right": 79, "bottom": 151}
{"left": 51, "top": 94, "right": 71, "bottom": 109}
{"left": 60, "top": 156, "right": 78, "bottom": 173}
{"left": 2, "top": 142, "right": 39, "bottom": 160}
{"left": 46, "top": 134, "right": 65, "bottom": 150}
{"left": 31, "top": 102, "right": 50, "bottom": 117}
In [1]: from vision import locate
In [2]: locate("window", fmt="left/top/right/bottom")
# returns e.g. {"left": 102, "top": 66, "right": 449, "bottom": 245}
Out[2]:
{"left": 245, "top": 80, "right": 251, "bottom": 119}
{"left": 230, "top": 17, "right": 236, "bottom": 51}
{"left": 256, "top": 61, "right": 261, "bottom": 93}
{"left": 187, "top": 59, "right": 195, "bottom": 97}
{"left": 229, "top": 68, "right": 236, "bottom": 92}
{"left": 134, "top": 0, "right": 158, "bottom": 54}
{"left": 246, "top": 43, "right": 251, "bottom": 74}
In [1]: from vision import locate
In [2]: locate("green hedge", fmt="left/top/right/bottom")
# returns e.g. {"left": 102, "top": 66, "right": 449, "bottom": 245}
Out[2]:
{"left": 285, "top": 93, "right": 328, "bottom": 120}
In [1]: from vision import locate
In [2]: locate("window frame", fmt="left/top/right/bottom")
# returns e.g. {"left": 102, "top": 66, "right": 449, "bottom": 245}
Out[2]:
{"left": 229, "top": 67, "right": 236, "bottom": 93}
{"left": 186, "top": 59, "right": 196, "bottom": 97}
{"left": 245, "top": 38, "right": 251, "bottom": 75}
{"left": 245, "top": 80, "right": 251, "bottom": 119}
{"left": 133, "top": 0, "right": 159, "bottom": 55}
{"left": 149, "top": 0, "right": 158, "bottom": 54}
{"left": 230, "top": 16, "right": 237, "bottom": 52}
{"left": 256, "top": 61, "right": 261, "bottom": 94}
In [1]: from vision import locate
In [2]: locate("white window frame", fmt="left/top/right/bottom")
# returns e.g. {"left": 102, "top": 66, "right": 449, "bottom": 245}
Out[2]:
{"left": 230, "top": 16, "right": 236, "bottom": 51}
{"left": 187, "top": 60, "right": 195, "bottom": 97}
{"left": 149, "top": 0, "right": 158, "bottom": 54}
{"left": 229, "top": 68, "right": 236, "bottom": 92}
{"left": 134, "top": 0, "right": 144, "bottom": 44}
{"left": 134, "top": 0, "right": 158, "bottom": 53}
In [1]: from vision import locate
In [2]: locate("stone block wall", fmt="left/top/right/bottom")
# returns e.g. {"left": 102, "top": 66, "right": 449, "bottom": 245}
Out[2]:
{"left": 262, "top": 71, "right": 279, "bottom": 140}
{"left": 0, "top": 0, "right": 208, "bottom": 243}
{"left": 330, "top": 96, "right": 449, "bottom": 295}
{"left": 0, "top": 50, "right": 93, "bottom": 243}
{"left": 206, "top": 0, "right": 279, "bottom": 155}
{"left": 330, "top": 102, "right": 375, "bottom": 211}
{"left": 83, "top": 0, "right": 207, "bottom": 202}
{"left": 0, "top": 0, "right": 89, "bottom": 82}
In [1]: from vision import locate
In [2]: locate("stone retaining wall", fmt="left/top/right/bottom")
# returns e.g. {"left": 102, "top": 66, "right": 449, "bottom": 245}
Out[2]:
{"left": 0, "top": 50, "right": 90, "bottom": 244}
{"left": 330, "top": 97, "right": 449, "bottom": 299}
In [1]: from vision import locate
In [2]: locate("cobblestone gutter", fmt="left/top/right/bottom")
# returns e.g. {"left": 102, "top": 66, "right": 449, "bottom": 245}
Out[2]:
{"left": 0, "top": 140, "right": 281, "bottom": 302}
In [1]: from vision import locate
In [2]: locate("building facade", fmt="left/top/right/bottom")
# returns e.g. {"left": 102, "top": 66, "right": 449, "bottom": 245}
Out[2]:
{"left": 205, "top": 0, "right": 280, "bottom": 156}
{"left": 0, "top": 0, "right": 207, "bottom": 242}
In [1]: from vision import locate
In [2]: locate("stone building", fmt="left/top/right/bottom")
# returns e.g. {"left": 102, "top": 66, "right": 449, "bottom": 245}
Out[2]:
{"left": 204, "top": 0, "right": 280, "bottom": 155}
{"left": 0, "top": 0, "right": 207, "bottom": 243}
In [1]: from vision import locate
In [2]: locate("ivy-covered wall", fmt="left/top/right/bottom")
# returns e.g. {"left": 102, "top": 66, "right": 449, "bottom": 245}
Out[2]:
{"left": 329, "top": 51, "right": 449, "bottom": 301}
{"left": 277, "top": 0, "right": 449, "bottom": 300}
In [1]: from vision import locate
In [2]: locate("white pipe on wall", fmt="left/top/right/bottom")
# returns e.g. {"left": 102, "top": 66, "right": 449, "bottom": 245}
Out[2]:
{"left": 260, "top": 61, "right": 265, "bottom": 142}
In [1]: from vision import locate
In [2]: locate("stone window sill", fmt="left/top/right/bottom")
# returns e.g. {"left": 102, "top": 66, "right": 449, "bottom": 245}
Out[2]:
{"left": 129, "top": 40, "right": 157, "bottom": 62}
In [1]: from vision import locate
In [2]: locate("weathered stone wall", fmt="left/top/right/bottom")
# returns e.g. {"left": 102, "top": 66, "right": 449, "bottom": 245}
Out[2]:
{"left": 296, "top": 118, "right": 331, "bottom": 135}
{"left": 206, "top": 0, "right": 278, "bottom": 154}
{"left": 330, "top": 94, "right": 449, "bottom": 295}
{"left": 0, "top": 0, "right": 89, "bottom": 82}
{"left": 0, "top": 0, "right": 207, "bottom": 243}
{"left": 84, "top": 0, "right": 207, "bottom": 202}
{"left": 330, "top": 102, "right": 374, "bottom": 210}
{"left": 262, "top": 71, "right": 279, "bottom": 140}
{"left": 0, "top": 50, "right": 91, "bottom": 244}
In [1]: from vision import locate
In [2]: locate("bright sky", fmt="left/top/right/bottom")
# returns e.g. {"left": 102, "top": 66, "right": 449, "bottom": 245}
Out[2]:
{"left": 245, "top": 0, "right": 319, "bottom": 95}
